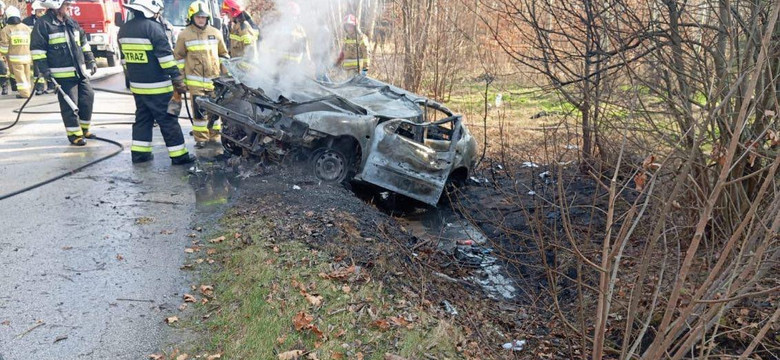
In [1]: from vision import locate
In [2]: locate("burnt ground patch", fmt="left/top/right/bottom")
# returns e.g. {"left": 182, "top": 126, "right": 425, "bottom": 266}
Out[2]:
{"left": 195, "top": 156, "right": 613, "bottom": 358}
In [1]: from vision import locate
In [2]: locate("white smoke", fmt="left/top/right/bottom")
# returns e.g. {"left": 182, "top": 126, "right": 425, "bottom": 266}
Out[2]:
{"left": 230, "top": 0, "right": 379, "bottom": 100}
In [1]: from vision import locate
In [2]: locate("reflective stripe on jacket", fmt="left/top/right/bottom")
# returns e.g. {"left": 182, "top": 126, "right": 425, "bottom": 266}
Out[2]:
{"left": 30, "top": 10, "right": 95, "bottom": 79}
{"left": 0, "top": 23, "right": 32, "bottom": 63}
{"left": 228, "top": 21, "right": 257, "bottom": 58}
{"left": 341, "top": 33, "right": 370, "bottom": 70}
{"left": 118, "top": 16, "right": 181, "bottom": 95}
{"left": 174, "top": 24, "right": 228, "bottom": 93}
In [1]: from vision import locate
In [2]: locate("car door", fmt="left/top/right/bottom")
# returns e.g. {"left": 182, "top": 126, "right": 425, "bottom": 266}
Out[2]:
{"left": 360, "top": 115, "right": 463, "bottom": 206}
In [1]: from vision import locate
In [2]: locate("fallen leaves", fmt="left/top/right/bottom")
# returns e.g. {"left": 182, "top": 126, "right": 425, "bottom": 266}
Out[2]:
{"left": 384, "top": 354, "right": 408, "bottom": 360}
{"left": 277, "top": 350, "right": 304, "bottom": 360}
{"left": 292, "top": 311, "right": 324, "bottom": 339}
{"left": 318, "top": 265, "right": 369, "bottom": 283}
{"left": 116, "top": 254, "right": 124, "bottom": 261}
{"left": 208, "top": 236, "right": 226, "bottom": 244}
{"left": 304, "top": 293, "right": 323, "bottom": 307}
{"left": 184, "top": 247, "right": 201, "bottom": 253}
{"left": 769, "top": 129, "right": 779, "bottom": 147}
{"left": 164, "top": 316, "right": 179, "bottom": 325}
{"left": 634, "top": 172, "right": 647, "bottom": 192}
{"left": 183, "top": 294, "right": 197, "bottom": 303}
{"left": 199, "top": 285, "right": 214, "bottom": 297}
{"left": 293, "top": 311, "right": 313, "bottom": 331}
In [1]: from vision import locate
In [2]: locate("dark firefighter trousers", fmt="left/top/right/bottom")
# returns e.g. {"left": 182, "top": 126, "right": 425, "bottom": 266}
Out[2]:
{"left": 56, "top": 77, "right": 94, "bottom": 137}
{"left": 131, "top": 93, "right": 189, "bottom": 159}
{"left": 0, "top": 58, "right": 7, "bottom": 89}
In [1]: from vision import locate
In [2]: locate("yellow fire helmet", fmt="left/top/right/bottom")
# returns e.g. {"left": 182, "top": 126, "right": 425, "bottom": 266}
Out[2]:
{"left": 188, "top": 0, "right": 211, "bottom": 21}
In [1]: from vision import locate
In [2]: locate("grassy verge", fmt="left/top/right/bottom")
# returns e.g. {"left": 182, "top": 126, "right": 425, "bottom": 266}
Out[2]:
{"left": 185, "top": 209, "right": 463, "bottom": 359}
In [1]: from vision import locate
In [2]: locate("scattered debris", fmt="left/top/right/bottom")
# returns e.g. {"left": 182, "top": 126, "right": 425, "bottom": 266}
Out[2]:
{"left": 53, "top": 335, "right": 68, "bottom": 343}
{"left": 292, "top": 185, "right": 302, "bottom": 190}
{"left": 134, "top": 216, "right": 155, "bottom": 225}
{"left": 442, "top": 300, "right": 458, "bottom": 316}
{"left": 164, "top": 316, "right": 179, "bottom": 325}
{"left": 15, "top": 320, "right": 45, "bottom": 339}
{"left": 502, "top": 339, "right": 526, "bottom": 351}
{"left": 116, "top": 298, "right": 155, "bottom": 303}
{"left": 522, "top": 161, "right": 540, "bottom": 168}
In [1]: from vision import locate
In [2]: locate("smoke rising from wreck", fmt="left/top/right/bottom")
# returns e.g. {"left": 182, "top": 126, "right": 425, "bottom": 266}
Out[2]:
{"left": 233, "top": 0, "right": 380, "bottom": 100}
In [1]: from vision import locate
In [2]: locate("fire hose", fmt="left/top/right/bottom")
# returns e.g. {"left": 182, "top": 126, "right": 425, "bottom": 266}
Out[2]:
{"left": 0, "top": 75, "right": 196, "bottom": 202}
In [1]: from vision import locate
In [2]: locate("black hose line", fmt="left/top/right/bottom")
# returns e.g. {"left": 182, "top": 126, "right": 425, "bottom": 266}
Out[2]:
{"left": 0, "top": 79, "right": 37, "bottom": 131}
{"left": 0, "top": 78, "right": 196, "bottom": 201}
{"left": 0, "top": 136, "right": 124, "bottom": 201}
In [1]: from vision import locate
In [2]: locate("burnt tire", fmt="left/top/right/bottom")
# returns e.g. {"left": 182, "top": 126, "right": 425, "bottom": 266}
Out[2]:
{"left": 311, "top": 147, "right": 352, "bottom": 184}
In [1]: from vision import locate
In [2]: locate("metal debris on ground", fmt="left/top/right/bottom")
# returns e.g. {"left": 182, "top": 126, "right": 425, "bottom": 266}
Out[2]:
{"left": 502, "top": 339, "right": 526, "bottom": 351}
{"left": 442, "top": 300, "right": 458, "bottom": 316}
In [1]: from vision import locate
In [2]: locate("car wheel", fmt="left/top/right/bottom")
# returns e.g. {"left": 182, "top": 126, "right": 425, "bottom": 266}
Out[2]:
{"left": 311, "top": 147, "right": 351, "bottom": 184}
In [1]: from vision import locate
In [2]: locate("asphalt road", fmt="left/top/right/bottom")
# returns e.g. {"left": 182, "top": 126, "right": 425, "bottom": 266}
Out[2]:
{"left": 0, "top": 67, "right": 224, "bottom": 359}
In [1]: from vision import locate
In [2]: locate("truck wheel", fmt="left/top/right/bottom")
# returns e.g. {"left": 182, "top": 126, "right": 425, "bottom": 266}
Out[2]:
{"left": 107, "top": 52, "right": 117, "bottom": 67}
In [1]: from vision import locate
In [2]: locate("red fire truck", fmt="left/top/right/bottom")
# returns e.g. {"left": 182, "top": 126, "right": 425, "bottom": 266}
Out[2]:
{"left": 25, "top": 0, "right": 125, "bottom": 67}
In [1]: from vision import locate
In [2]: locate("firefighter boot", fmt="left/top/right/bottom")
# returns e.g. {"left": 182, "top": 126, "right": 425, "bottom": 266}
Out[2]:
{"left": 132, "top": 152, "right": 154, "bottom": 164}
{"left": 171, "top": 153, "right": 197, "bottom": 165}
{"left": 68, "top": 135, "right": 87, "bottom": 146}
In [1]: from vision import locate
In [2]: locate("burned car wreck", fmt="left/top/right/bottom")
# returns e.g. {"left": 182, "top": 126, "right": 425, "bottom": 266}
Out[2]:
{"left": 196, "top": 61, "right": 477, "bottom": 206}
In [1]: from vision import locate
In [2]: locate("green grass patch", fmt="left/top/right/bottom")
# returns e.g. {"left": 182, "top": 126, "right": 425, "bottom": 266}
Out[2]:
{"left": 190, "top": 211, "right": 462, "bottom": 359}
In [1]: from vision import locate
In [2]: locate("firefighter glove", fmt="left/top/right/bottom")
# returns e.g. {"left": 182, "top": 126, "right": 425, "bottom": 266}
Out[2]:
{"left": 172, "top": 75, "right": 187, "bottom": 94}
{"left": 88, "top": 61, "right": 98, "bottom": 76}
{"left": 40, "top": 69, "right": 52, "bottom": 81}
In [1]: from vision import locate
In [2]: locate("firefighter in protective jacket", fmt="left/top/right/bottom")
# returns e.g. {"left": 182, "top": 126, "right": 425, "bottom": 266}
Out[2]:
{"left": 0, "top": 3, "right": 9, "bottom": 95}
{"left": 174, "top": 0, "right": 229, "bottom": 147}
{"left": 0, "top": 6, "right": 32, "bottom": 98}
{"left": 119, "top": 0, "right": 195, "bottom": 165}
{"left": 221, "top": 0, "right": 258, "bottom": 58}
{"left": 23, "top": 1, "right": 48, "bottom": 94}
{"left": 31, "top": 0, "right": 98, "bottom": 146}
{"left": 336, "top": 14, "right": 370, "bottom": 76}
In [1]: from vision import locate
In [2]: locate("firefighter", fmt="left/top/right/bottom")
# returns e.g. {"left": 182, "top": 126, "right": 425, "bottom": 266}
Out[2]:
{"left": 31, "top": 0, "right": 98, "bottom": 146}
{"left": 0, "top": 2, "right": 9, "bottom": 95}
{"left": 23, "top": 1, "right": 48, "bottom": 95}
{"left": 174, "top": 0, "right": 229, "bottom": 148}
{"left": 221, "top": 0, "right": 258, "bottom": 58}
{"left": 0, "top": 6, "right": 33, "bottom": 99}
{"left": 279, "top": 1, "right": 308, "bottom": 66}
{"left": 119, "top": 0, "right": 195, "bottom": 165}
{"left": 335, "top": 14, "right": 370, "bottom": 76}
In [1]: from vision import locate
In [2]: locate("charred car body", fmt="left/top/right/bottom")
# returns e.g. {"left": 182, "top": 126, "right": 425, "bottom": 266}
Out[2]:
{"left": 196, "top": 61, "right": 477, "bottom": 206}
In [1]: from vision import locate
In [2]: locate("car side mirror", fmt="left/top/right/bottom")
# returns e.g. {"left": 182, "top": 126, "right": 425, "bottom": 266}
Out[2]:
{"left": 115, "top": 12, "right": 124, "bottom": 26}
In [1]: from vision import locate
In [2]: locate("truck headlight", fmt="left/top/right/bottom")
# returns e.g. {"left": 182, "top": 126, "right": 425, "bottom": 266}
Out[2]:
{"left": 91, "top": 34, "right": 106, "bottom": 44}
